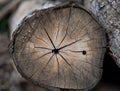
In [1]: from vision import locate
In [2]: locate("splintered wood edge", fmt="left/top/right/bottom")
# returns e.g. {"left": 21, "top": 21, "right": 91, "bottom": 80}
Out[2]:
{"left": 9, "top": 2, "right": 107, "bottom": 90}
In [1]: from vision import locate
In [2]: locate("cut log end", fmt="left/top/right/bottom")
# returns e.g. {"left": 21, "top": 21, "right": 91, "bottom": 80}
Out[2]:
{"left": 9, "top": 3, "right": 107, "bottom": 90}
{"left": 84, "top": 0, "right": 120, "bottom": 68}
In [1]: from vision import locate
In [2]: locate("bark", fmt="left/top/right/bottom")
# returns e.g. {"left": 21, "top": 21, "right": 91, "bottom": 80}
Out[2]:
{"left": 84, "top": 0, "right": 120, "bottom": 67}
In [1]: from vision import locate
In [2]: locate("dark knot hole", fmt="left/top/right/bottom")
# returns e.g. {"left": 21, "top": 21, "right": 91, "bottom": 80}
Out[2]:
{"left": 82, "top": 50, "right": 87, "bottom": 55}
{"left": 52, "top": 49, "right": 59, "bottom": 54}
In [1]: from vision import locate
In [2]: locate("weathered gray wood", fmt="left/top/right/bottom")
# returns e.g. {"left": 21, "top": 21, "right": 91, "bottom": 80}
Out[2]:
{"left": 9, "top": 3, "right": 106, "bottom": 90}
{"left": 84, "top": 0, "right": 120, "bottom": 67}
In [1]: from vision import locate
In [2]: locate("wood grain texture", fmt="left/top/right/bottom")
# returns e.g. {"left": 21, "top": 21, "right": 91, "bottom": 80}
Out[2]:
{"left": 9, "top": 3, "right": 106, "bottom": 90}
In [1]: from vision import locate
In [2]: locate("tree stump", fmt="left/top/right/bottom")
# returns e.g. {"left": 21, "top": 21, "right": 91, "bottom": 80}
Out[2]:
{"left": 9, "top": 2, "right": 106, "bottom": 91}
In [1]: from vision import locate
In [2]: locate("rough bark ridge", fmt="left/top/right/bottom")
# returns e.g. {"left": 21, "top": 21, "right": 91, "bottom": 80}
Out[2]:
{"left": 84, "top": 0, "right": 120, "bottom": 67}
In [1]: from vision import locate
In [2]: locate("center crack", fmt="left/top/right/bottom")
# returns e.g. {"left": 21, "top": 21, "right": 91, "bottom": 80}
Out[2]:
{"left": 52, "top": 49, "right": 59, "bottom": 54}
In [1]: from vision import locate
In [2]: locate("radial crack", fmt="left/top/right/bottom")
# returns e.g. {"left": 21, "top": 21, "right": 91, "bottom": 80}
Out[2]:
{"left": 39, "top": 14, "right": 56, "bottom": 49}
{"left": 30, "top": 52, "right": 52, "bottom": 78}
{"left": 58, "top": 8, "right": 72, "bottom": 47}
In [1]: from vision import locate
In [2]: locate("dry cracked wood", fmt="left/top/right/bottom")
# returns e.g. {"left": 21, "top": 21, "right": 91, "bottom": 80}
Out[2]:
{"left": 9, "top": 3, "right": 106, "bottom": 91}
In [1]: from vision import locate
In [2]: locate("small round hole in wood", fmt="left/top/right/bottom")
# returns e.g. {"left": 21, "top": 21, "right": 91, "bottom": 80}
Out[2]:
{"left": 82, "top": 50, "right": 87, "bottom": 55}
